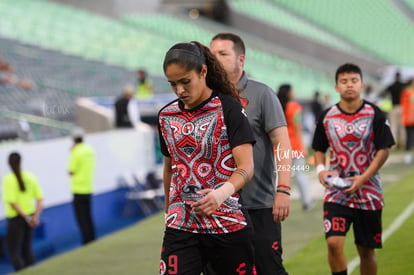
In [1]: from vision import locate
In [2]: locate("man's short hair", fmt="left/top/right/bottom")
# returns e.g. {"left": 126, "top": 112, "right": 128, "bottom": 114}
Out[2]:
{"left": 211, "top": 33, "right": 246, "bottom": 56}
{"left": 71, "top": 127, "right": 84, "bottom": 142}
{"left": 123, "top": 84, "right": 134, "bottom": 96}
{"left": 335, "top": 63, "right": 363, "bottom": 83}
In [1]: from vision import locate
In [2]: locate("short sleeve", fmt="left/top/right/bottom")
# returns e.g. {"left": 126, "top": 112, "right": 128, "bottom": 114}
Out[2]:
{"left": 312, "top": 109, "right": 330, "bottom": 152}
{"left": 262, "top": 89, "right": 287, "bottom": 133}
{"left": 372, "top": 104, "right": 395, "bottom": 149}
{"left": 31, "top": 175, "right": 44, "bottom": 199}
{"left": 68, "top": 150, "right": 77, "bottom": 173}
{"left": 2, "top": 174, "right": 16, "bottom": 203}
{"left": 220, "top": 94, "right": 255, "bottom": 149}
{"left": 158, "top": 119, "right": 170, "bottom": 157}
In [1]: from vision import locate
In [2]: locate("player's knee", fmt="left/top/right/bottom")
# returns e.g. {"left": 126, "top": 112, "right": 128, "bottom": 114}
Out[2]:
{"left": 357, "top": 246, "right": 376, "bottom": 261}
{"left": 326, "top": 237, "right": 344, "bottom": 254}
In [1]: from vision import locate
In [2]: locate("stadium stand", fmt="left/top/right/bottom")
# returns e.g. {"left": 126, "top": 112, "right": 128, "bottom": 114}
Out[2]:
{"left": 120, "top": 172, "right": 164, "bottom": 217}
{"left": 0, "top": 0, "right": 333, "bottom": 99}
{"left": 0, "top": 0, "right": 340, "bottom": 110}
{"left": 0, "top": 110, "right": 73, "bottom": 141}
{"left": 271, "top": 0, "right": 414, "bottom": 66}
{"left": 0, "top": 37, "right": 175, "bottom": 136}
{"left": 402, "top": 0, "right": 414, "bottom": 12}
{"left": 122, "top": 13, "right": 333, "bottom": 97}
{"left": 229, "top": 0, "right": 359, "bottom": 55}
{"left": 0, "top": 37, "right": 133, "bottom": 139}
{"left": 0, "top": 0, "right": 171, "bottom": 74}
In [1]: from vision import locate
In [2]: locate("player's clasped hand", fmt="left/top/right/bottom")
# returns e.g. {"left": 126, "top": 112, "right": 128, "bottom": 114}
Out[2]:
{"left": 272, "top": 207, "right": 289, "bottom": 222}
{"left": 343, "top": 175, "right": 366, "bottom": 194}
{"left": 273, "top": 194, "right": 290, "bottom": 222}
{"left": 318, "top": 170, "right": 337, "bottom": 189}
{"left": 191, "top": 189, "right": 218, "bottom": 216}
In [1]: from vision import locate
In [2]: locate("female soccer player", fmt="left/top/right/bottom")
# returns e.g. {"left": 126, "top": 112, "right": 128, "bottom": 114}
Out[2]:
{"left": 158, "top": 41, "right": 255, "bottom": 275}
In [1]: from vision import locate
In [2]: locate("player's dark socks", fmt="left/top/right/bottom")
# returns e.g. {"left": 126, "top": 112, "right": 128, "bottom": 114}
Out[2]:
{"left": 332, "top": 270, "right": 347, "bottom": 275}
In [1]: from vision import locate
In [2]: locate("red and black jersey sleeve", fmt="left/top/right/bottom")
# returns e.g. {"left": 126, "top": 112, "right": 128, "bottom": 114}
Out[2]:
{"left": 371, "top": 102, "right": 395, "bottom": 149}
{"left": 158, "top": 99, "right": 179, "bottom": 157}
{"left": 312, "top": 107, "right": 331, "bottom": 153}
{"left": 218, "top": 93, "right": 256, "bottom": 149}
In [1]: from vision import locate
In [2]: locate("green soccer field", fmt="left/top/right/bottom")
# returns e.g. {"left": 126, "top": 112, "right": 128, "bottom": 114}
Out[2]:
{"left": 284, "top": 157, "right": 414, "bottom": 275}
{"left": 17, "top": 151, "right": 414, "bottom": 275}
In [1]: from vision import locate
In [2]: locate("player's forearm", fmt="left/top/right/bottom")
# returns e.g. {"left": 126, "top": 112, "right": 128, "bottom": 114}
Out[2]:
{"left": 163, "top": 157, "right": 172, "bottom": 213}
{"left": 33, "top": 198, "right": 43, "bottom": 220}
{"left": 361, "top": 148, "right": 390, "bottom": 181}
{"left": 314, "top": 151, "right": 326, "bottom": 166}
{"left": 207, "top": 144, "right": 254, "bottom": 209}
{"left": 222, "top": 143, "right": 254, "bottom": 193}
{"left": 276, "top": 154, "right": 291, "bottom": 186}
{"left": 270, "top": 126, "right": 292, "bottom": 187}
{"left": 10, "top": 202, "right": 28, "bottom": 219}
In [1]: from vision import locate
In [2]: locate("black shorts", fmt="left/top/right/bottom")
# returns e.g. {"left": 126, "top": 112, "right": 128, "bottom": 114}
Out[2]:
{"left": 159, "top": 226, "right": 254, "bottom": 275}
{"left": 248, "top": 208, "right": 288, "bottom": 275}
{"left": 323, "top": 202, "right": 382, "bottom": 248}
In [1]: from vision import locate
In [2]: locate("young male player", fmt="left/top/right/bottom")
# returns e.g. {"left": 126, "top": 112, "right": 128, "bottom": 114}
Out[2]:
{"left": 312, "top": 63, "right": 394, "bottom": 275}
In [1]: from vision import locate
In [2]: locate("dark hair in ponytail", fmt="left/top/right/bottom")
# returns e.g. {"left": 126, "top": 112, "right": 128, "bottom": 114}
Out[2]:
{"left": 8, "top": 152, "right": 25, "bottom": 192}
{"left": 277, "top": 84, "right": 291, "bottom": 113}
{"left": 163, "top": 41, "right": 239, "bottom": 100}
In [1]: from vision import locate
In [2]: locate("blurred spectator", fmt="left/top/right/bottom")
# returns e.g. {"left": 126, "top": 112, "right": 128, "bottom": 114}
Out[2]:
{"left": 114, "top": 84, "right": 140, "bottom": 128}
{"left": 17, "top": 118, "right": 33, "bottom": 141}
{"left": 322, "top": 93, "right": 332, "bottom": 109}
{"left": 135, "top": 69, "right": 153, "bottom": 99}
{"left": 311, "top": 91, "right": 323, "bottom": 122}
{"left": 277, "top": 84, "right": 314, "bottom": 211}
{"left": 0, "top": 58, "right": 34, "bottom": 90}
{"left": 380, "top": 71, "right": 405, "bottom": 148}
{"left": 2, "top": 152, "right": 43, "bottom": 271}
{"left": 400, "top": 78, "right": 414, "bottom": 164}
{"left": 363, "top": 84, "right": 379, "bottom": 105}
{"left": 68, "top": 128, "right": 96, "bottom": 245}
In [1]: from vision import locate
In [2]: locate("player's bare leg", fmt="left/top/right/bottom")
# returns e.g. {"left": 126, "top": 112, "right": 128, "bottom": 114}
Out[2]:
{"left": 327, "top": 236, "right": 347, "bottom": 273}
{"left": 357, "top": 245, "right": 377, "bottom": 275}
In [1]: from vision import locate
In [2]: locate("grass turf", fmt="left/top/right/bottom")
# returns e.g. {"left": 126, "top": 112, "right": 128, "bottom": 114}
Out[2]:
{"left": 19, "top": 213, "right": 164, "bottom": 275}
{"left": 284, "top": 159, "right": 414, "bottom": 275}
{"left": 17, "top": 152, "right": 414, "bottom": 275}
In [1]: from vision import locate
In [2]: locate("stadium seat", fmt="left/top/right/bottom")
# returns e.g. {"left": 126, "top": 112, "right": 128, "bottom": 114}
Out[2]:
{"left": 119, "top": 173, "right": 164, "bottom": 217}
{"left": 121, "top": 13, "right": 332, "bottom": 97}
{"left": 229, "top": 0, "right": 358, "bottom": 54}
{"left": 271, "top": 0, "right": 414, "bottom": 65}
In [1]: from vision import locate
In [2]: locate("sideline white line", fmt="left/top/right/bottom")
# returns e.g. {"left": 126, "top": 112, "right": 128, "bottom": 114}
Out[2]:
{"left": 348, "top": 201, "right": 414, "bottom": 273}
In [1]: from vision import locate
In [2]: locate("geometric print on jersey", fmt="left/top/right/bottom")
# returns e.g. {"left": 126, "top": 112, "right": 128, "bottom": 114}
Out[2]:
{"left": 159, "top": 96, "right": 246, "bottom": 234}
{"left": 327, "top": 114, "right": 373, "bottom": 170}
{"left": 323, "top": 104, "right": 383, "bottom": 210}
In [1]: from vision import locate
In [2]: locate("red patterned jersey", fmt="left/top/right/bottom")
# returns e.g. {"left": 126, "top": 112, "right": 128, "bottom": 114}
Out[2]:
{"left": 158, "top": 91, "right": 255, "bottom": 234}
{"left": 312, "top": 101, "right": 394, "bottom": 210}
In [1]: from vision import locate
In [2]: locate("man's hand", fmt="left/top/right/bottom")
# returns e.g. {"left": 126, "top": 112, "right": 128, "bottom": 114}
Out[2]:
{"left": 192, "top": 182, "right": 235, "bottom": 216}
{"left": 318, "top": 170, "right": 338, "bottom": 188}
{"left": 26, "top": 216, "right": 40, "bottom": 228}
{"left": 191, "top": 189, "right": 217, "bottom": 216}
{"left": 272, "top": 193, "right": 290, "bottom": 222}
{"left": 344, "top": 175, "right": 367, "bottom": 194}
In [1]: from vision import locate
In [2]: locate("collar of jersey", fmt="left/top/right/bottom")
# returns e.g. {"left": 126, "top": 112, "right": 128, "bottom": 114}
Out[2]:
{"left": 178, "top": 90, "right": 217, "bottom": 112}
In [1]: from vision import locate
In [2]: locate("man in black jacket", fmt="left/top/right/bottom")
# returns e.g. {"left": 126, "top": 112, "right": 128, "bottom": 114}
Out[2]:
{"left": 114, "top": 85, "right": 140, "bottom": 128}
